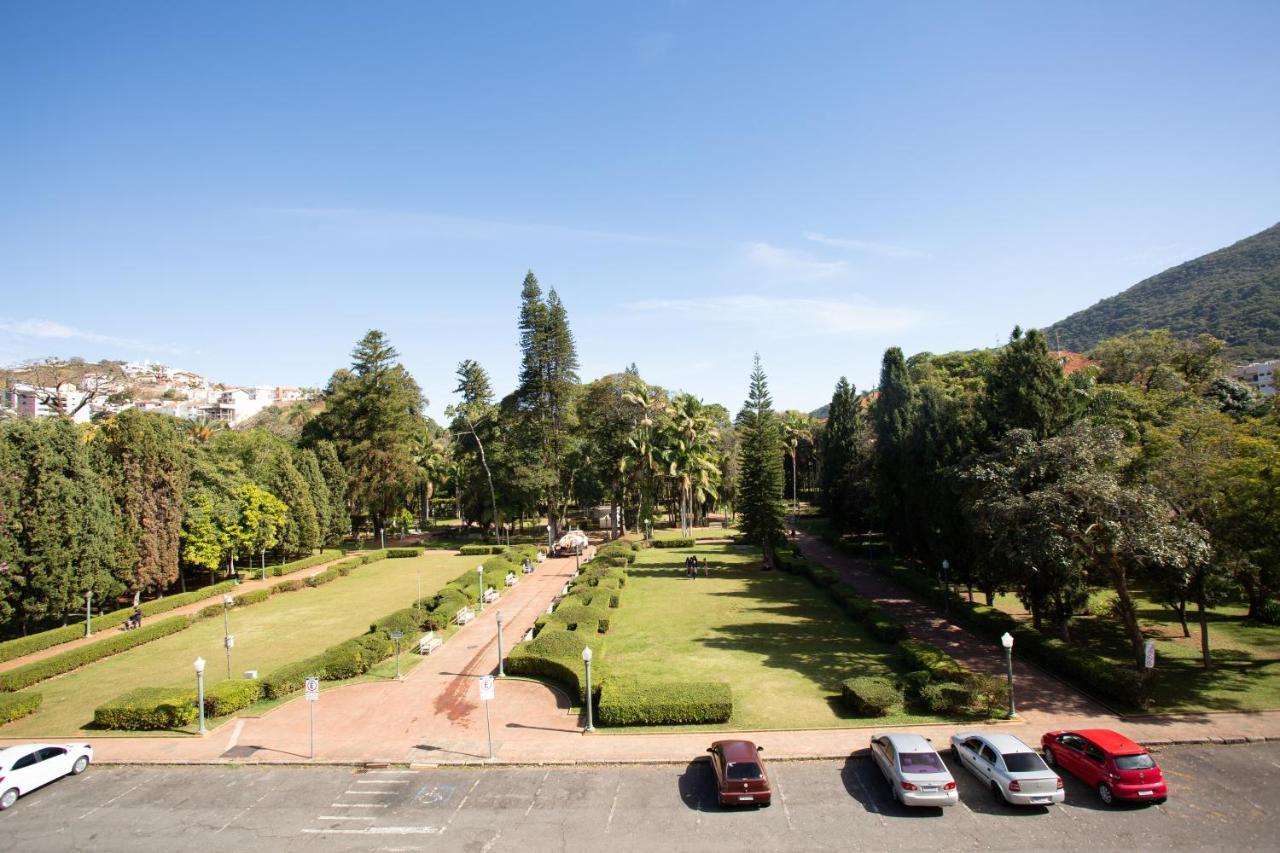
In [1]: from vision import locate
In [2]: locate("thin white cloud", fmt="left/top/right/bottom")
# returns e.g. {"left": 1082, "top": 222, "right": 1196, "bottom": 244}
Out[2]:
{"left": 626, "top": 295, "right": 924, "bottom": 338}
{"left": 746, "top": 242, "right": 848, "bottom": 280}
{"left": 802, "top": 231, "right": 929, "bottom": 259}
{"left": 266, "top": 207, "right": 690, "bottom": 247}
{"left": 0, "top": 318, "right": 185, "bottom": 354}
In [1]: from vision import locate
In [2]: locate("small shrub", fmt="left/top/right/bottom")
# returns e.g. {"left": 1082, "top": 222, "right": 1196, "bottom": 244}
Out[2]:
{"left": 429, "top": 587, "right": 472, "bottom": 616}
{"left": 902, "top": 670, "right": 932, "bottom": 694}
{"left": 203, "top": 679, "right": 263, "bottom": 717}
{"left": 262, "top": 659, "right": 322, "bottom": 700}
{"left": 234, "top": 589, "right": 271, "bottom": 607}
{"left": 652, "top": 537, "right": 696, "bottom": 549}
{"left": 371, "top": 608, "right": 424, "bottom": 638}
{"left": 306, "top": 567, "right": 340, "bottom": 587}
{"left": 93, "top": 686, "right": 197, "bottom": 730}
{"left": 840, "top": 677, "right": 903, "bottom": 716}
{"left": 868, "top": 616, "right": 909, "bottom": 644}
{"left": 459, "top": 544, "right": 506, "bottom": 555}
{"left": 198, "top": 604, "right": 224, "bottom": 619}
{"left": 1255, "top": 600, "right": 1280, "bottom": 626}
{"left": 320, "top": 644, "right": 367, "bottom": 680}
{"left": 919, "top": 681, "right": 971, "bottom": 715}
{"left": 386, "top": 548, "right": 421, "bottom": 558}
{"left": 597, "top": 680, "right": 732, "bottom": 725}
{"left": 0, "top": 691, "right": 42, "bottom": 725}
{"left": 898, "top": 639, "right": 969, "bottom": 682}
{"left": 273, "top": 579, "right": 305, "bottom": 593}
{"left": 505, "top": 628, "right": 600, "bottom": 702}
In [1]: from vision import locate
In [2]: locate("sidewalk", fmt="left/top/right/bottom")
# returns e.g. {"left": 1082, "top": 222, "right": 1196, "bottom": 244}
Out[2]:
{"left": 0, "top": 551, "right": 362, "bottom": 673}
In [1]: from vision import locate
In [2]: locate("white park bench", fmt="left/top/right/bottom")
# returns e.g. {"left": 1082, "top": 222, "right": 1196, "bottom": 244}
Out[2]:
{"left": 521, "top": 561, "right": 535, "bottom": 574}
{"left": 522, "top": 627, "right": 534, "bottom": 642}
{"left": 505, "top": 572, "right": 518, "bottom": 587}
{"left": 483, "top": 586, "right": 499, "bottom": 604}
{"left": 536, "top": 551, "right": 546, "bottom": 563}
{"left": 455, "top": 606, "right": 475, "bottom": 626}
{"left": 417, "top": 631, "right": 443, "bottom": 654}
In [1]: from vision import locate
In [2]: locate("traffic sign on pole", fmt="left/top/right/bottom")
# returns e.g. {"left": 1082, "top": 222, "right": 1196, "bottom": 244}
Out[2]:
{"left": 479, "top": 675, "right": 495, "bottom": 701}
{"left": 305, "top": 677, "right": 320, "bottom": 701}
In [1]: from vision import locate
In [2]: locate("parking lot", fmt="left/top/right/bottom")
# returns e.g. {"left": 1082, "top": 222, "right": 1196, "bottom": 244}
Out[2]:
{"left": 2, "top": 742, "right": 1276, "bottom": 851}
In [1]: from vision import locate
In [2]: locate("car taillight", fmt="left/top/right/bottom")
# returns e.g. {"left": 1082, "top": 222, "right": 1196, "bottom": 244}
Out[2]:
{"left": 1008, "top": 781, "right": 1021, "bottom": 792}
{"left": 901, "top": 781, "right": 918, "bottom": 791}
{"left": 943, "top": 781, "right": 956, "bottom": 791}
{"left": 1056, "top": 777, "right": 1064, "bottom": 789}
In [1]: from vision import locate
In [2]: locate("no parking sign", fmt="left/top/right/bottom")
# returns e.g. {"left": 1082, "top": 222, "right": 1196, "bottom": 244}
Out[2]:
{"left": 305, "top": 677, "right": 320, "bottom": 701}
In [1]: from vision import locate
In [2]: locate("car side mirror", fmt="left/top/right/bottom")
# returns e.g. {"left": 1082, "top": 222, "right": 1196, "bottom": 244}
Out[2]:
{"left": 756, "top": 746, "right": 764, "bottom": 752}
{"left": 706, "top": 748, "right": 713, "bottom": 753}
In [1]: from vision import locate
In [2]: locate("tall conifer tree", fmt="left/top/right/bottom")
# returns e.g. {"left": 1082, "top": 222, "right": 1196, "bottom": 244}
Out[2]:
{"left": 736, "top": 356, "right": 786, "bottom": 558}
{"left": 872, "top": 347, "right": 917, "bottom": 549}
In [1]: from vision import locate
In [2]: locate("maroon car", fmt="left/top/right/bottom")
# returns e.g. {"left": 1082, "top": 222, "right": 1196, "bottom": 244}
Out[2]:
{"left": 707, "top": 740, "right": 772, "bottom": 807}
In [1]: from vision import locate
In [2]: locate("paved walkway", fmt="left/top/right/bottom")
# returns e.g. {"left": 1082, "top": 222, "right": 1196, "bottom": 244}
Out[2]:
{"left": 5, "top": 536, "right": 1279, "bottom": 766}
{"left": 0, "top": 551, "right": 365, "bottom": 673}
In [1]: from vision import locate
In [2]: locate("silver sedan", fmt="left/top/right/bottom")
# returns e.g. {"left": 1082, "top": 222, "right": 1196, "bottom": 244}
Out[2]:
{"left": 870, "top": 733, "right": 959, "bottom": 806}
{"left": 950, "top": 731, "right": 1064, "bottom": 806}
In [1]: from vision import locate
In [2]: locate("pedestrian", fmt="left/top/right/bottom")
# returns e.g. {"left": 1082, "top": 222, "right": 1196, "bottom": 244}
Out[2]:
{"left": 132, "top": 606, "right": 142, "bottom": 630}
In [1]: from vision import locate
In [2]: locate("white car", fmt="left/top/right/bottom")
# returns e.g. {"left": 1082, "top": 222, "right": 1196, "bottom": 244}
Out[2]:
{"left": 950, "top": 732, "right": 1063, "bottom": 806}
{"left": 0, "top": 742, "right": 93, "bottom": 810}
{"left": 869, "top": 733, "right": 959, "bottom": 806}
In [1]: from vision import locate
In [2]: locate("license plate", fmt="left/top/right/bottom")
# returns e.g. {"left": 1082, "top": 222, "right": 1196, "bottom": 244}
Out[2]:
{"left": 921, "top": 786, "right": 938, "bottom": 792}
{"left": 1138, "top": 790, "right": 1153, "bottom": 797}
{"left": 738, "top": 796, "right": 754, "bottom": 801}
{"left": 1030, "top": 797, "right": 1051, "bottom": 804}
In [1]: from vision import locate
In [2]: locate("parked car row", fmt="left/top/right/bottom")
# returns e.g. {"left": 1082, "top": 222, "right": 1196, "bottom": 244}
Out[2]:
{"left": 707, "top": 728, "right": 1167, "bottom": 810}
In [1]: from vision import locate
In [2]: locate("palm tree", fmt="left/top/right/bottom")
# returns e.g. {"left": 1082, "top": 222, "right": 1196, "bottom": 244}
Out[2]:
{"left": 781, "top": 411, "right": 810, "bottom": 531}
{"left": 662, "top": 393, "right": 722, "bottom": 537}
{"left": 184, "top": 417, "right": 226, "bottom": 445}
{"left": 621, "top": 380, "right": 669, "bottom": 536}
{"left": 411, "top": 430, "right": 450, "bottom": 529}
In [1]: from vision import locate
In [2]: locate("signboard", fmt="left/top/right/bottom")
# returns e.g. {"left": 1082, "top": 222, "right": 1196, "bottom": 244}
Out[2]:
{"left": 224, "top": 634, "right": 235, "bottom": 649}
{"left": 1143, "top": 639, "right": 1156, "bottom": 670}
{"left": 305, "top": 676, "right": 320, "bottom": 701}
{"left": 478, "top": 675, "right": 495, "bottom": 702}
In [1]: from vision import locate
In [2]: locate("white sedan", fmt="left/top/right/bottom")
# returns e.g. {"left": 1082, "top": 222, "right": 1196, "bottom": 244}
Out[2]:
{"left": 869, "top": 733, "right": 959, "bottom": 806}
{"left": 950, "top": 732, "right": 1063, "bottom": 806}
{"left": 0, "top": 742, "right": 93, "bottom": 810}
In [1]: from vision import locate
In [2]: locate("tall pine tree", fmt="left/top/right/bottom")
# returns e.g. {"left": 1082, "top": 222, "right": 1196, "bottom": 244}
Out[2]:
{"left": 872, "top": 347, "right": 917, "bottom": 550}
{"left": 735, "top": 356, "right": 786, "bottom": 559}
{"left": 820, "top": 377, "right": 860, "bottom": 529}
{"left": 982, "top": 326, "right": 1074, "bottom": 439}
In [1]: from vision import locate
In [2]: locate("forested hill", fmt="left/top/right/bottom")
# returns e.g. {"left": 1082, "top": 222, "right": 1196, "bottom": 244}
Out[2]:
{"left": 1046, "top": 222, "right": 1280, "bottom": 363}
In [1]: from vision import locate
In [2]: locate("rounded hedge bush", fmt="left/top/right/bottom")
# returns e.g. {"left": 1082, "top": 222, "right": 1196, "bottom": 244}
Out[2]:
{"left": 93, "top": 686, "right": 197, "bottom": 730}
{"left": 203, "top": 678, "right": 264, "bottom": 717}
{"left": 840, "top": 676, "right": 903, "bottom": 716}
{"left": 0, "top": 691, "right": 42, "bottom": 725}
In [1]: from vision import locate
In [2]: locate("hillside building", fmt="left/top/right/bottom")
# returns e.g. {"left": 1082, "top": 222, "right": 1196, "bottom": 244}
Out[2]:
{"left": 1230, "top": 360, "right": 1278, "bottom": 397}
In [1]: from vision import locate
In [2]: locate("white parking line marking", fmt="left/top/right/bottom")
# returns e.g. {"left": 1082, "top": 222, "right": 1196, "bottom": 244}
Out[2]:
{"left": 443, "top": 777, "right": 481, "bottom": 833}
{"left": 331, "top": 803, "right": 389, "bottom": 808}
{"left": 302, "top": 826, "right": 443, "bottom": 835}
{"left": 480, "top": 829, "right": 502, "bottom": 852}
{"left": 356, "top": 779, "right": 409, "bottom": 785}
{"left": 524, "top": 769, "right": 550, "bottom": 817}
{"left": 368, "top": 770, "right": 418, "bottom": 775}
{"left": 226, "top": 718, "right": 246, "bottom": 749}
{"left": 605, "top": 779, "right": 622, "bottom": 833}
{"left": 775, "top": 771, "right": 794, "bottom": 831}
{"left": 343, "top": 790, "right": 394, "bottom": 795}
{"left": 216, "top": 790, "right": 270, "bottom": 833}
{"left": 851, "top": 767, "right": 886, "bottom": 827}
{"left": 78, "top": 781, "right": 146, "bottom": 821}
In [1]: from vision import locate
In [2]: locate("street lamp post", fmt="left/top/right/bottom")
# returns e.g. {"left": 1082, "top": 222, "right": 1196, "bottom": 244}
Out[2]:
{"left": 476, "top": 565, "right": 485, "bottom": 613}
{"left": 85, "top": 591, "right": 93, "bottom": 638}
{"left": 575, "top": 545, "right": 581, "bottom": 575}
{"left": 222, "top": 595, "right": 234, "bottom": 678}
{"left": 941, "top": 559, "right": 950, "bottom": 615}
{"left": 380, "top": 526, "right": 385, "bottom": 550}
{"left": 496, "top": 610, "right": 505, "bottom": 677}
{"left": 1001, "top": 632, "right": 1016, "bottom": 718}
{"left": 547, "top": 524, "right": 553, "bottom": 553}
{"left": 582, "top": 646, "right": 595, "bottom": 732}
{"left": 194, "top": 657, "right": 208, "bottom": 734}
{"left": 390, "top": 630, "right": 403, "bottom": 679}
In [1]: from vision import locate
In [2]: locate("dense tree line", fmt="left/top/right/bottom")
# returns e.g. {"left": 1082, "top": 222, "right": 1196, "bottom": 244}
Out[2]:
{"left": 820, "top": 326, "right": 1280, "bottom": 677}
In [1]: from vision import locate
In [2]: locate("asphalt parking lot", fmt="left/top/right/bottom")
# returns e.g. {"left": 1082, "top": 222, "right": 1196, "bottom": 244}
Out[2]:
{"left": 2, "top": 742, "right": 1276, "bottom": 851}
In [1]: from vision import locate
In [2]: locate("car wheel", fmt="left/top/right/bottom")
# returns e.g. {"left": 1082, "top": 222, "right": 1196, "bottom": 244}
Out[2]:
{"left": 1153, "top": 797, "right": 1167, "bottom": 805}
{"left": 1098, "top": 783, "right": 1114, "bottom": 806}
{"left": 990, "top": 782, "right": 1005, "bottom": 804}
{"left": 0, "top": 788, "right": 17, "bottom": 811}
{"left": 72, "top": 756, "right": 89, "bottom": 775}
{"left": 1043, "top": 748, "right": 1055, "bottom": 767}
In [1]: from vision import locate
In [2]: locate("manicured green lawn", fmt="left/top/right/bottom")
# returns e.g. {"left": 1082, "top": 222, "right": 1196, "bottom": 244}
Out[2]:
{"left": 2, "top": 551, "right": 477, "bottom": 736}
{"left": 603, "top": 543, "right": 946, "bottom": 730}
{"left": 988, "top": 587, "right": 1280, "bottom": 713}
{"left": 649, "top": 524, "right": 739, "bottom": 541}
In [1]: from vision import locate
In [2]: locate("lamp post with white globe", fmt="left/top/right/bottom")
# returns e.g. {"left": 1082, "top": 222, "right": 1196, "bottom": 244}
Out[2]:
{"left": 1001, "top": 632, "right": 1016, "bottom": 719}
{"left": 582, "top": 646, "right": 595, "bottom": 732}
{"left": 194, "top": 657, "right": 208, "bottom": 735}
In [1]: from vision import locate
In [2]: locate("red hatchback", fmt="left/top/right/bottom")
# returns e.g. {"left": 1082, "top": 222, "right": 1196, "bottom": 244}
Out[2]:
{"left": 707, "top": 740, "right": 772, "bottom": 807}
{"left": 1041, "top": 729, "right": 1167, "bottom": 806}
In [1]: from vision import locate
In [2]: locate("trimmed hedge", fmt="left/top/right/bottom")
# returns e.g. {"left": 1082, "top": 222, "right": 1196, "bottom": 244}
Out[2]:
{"left": 0, "top": 616, "right": 193, "bottom": 692}
{"left": 274, "top": 579, "right": 305, "bottom": 593}
{"left": 597, "top": 679, "right": 732, "bottom": 725}
{"left": 840, "top": 677, "right": 903, "bottom": 716}
{"left": 93, "top": 686, "right": 197, "bottom": 730}
{"left": 235, "top": 589, "right": 271, "bottom": 606}
{"left": 868, "top": 614, "right": 909, "bottom": 644}
{"left": 387, "top": 548, "right": 422, "bottom": 558}
{"left": 262, "top": 659, "right": 319, "bottom": 700}
{"left": 505, "top": 627, "right": 600, "bottom": 702}
{"left": 0, "top": 691, "right": 42, "bottom": 726}
{"left": 459, "top": 544, "right": 506, "bottom": 555}
{"left": 274, "top": 549, "right": 344, "bottom": 577}
{"left": 899, "top": 639, "right": 970, "bottom": 683}
{"left": 652, "top": 537, "right": 696, "bottom": 549}
{"left": 203, "top": 679, "right": 263, "bottom": 717}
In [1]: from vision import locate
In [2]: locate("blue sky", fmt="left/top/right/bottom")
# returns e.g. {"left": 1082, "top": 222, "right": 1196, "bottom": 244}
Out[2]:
{"left": 3, "top": 2, "right": 1278, "bottom": 419}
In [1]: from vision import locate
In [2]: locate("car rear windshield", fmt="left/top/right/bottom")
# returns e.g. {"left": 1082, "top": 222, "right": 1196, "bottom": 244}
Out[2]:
{"left": 1114, "top": 753, "right": 1156, "bottom": 771}
{"left": 1002, "top": 753, "right": 1048, "bottom": 773}
{"left": 727, "top": 762, "right": 763, "bottom": 780}
{"left": 898, "top": 752, "right": 945, "bottom": 774}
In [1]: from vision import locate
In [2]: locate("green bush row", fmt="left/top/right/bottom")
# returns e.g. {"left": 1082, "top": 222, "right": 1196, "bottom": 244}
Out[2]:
{"left": 840, "top": 676, "right": 903, "bottom": 716}
{"left": 0, "top": 616, "right": 193, "bottom": 692}
{"left": 0, "top": 691, "right": 42, "bottom": 725}
{"left": 236, "top": 588, "right": 272, "bottom": 606}
{"left": 899, "top": 639, "right": 970, "bottom": 682}
{"left": 652, "top": 537, "right": 695, "bottom": 549}
{"left": 505, "top": 627, "right": 601, "bottom": 703}
{"left": 386, "top": 548, "right": 422, "bottom": 558}
{"left": 273, "top": 549, "right": 345, "bottom": 577}
{"left": 203, "top": 678, "right": 263, "bottom": 717}
{"left": 459, "top": 544, "right": 507, "bottom": 555}
{"left": 93, "top": 686, "right": 198, "bottom": 730}
{"left": 597, "top": 679, "right": 732, "bottom": 725}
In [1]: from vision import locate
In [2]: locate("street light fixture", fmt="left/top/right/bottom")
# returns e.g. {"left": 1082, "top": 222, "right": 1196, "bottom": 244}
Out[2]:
{"left": 496, "top": 610, "right": 505, "bottom": 677}
{"left": 194, "top": 657, "right": 208, "bottom": 735}
{"left": 582, "top": 646, "right": 595, "bottom": 732}
{"left": 85, "top": 591, "right": 93, "bottom": 638}
{"left": 941, "top": 559, "right": 950, "bottom": 615}
{"left": 476, "top": 565, "right": 485, "bottom": 612}
{"left": 547, "top": 524, "right": 553, "bottom": 552}
{"left": 390, "top": 630, "right": 404, "bottom": 679}
{"left": 222, "top": 595, "right": 235, "bottom": 678}
{"left": 1001, "top": 632, "right": 1016, "bottom": 719}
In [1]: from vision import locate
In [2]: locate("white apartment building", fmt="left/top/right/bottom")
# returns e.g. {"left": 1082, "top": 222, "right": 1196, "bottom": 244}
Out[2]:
{"left": 2, "top": 383, "right": 93, "bottom": 423}
{"left": 1230, "top": 360, "right": 1278, "bottom": 397}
